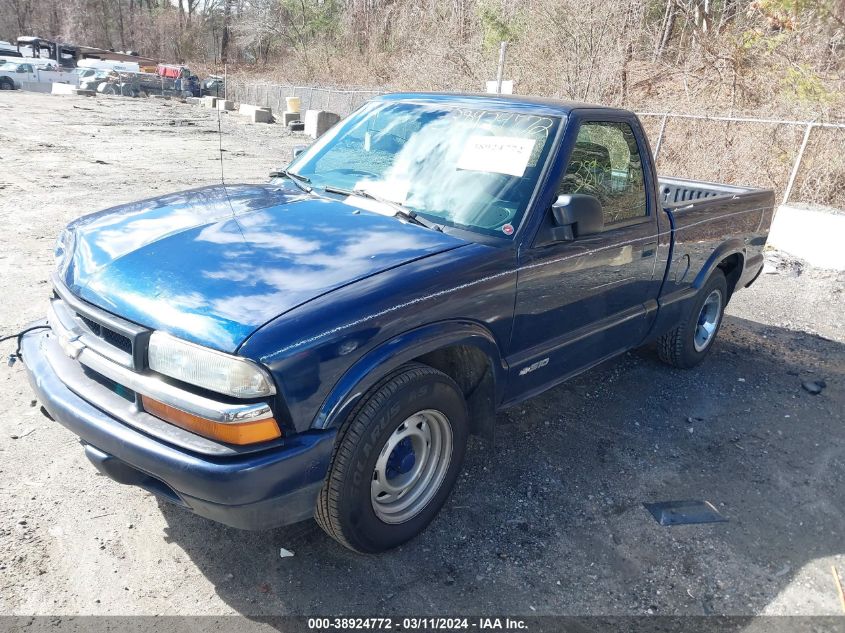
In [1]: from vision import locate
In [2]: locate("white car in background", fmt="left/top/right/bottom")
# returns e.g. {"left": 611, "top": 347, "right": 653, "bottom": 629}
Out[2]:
{"left": 75, "top": 68, "right": 108, "bottom": 90}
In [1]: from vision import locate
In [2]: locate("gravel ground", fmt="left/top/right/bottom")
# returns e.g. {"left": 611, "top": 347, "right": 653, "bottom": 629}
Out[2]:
{"left": 0, "top": 91, "right": 843, "bottom": 618}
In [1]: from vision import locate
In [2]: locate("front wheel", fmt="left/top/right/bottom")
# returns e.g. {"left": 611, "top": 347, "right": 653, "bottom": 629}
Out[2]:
{"left": 0, "top": 79, "right": 14, "bottom": 90}
{"left": 657, "top": 269, "right": 728, "bottom": 368}
{"left": 316, "top": 363, "right": 468, "bottom": 553}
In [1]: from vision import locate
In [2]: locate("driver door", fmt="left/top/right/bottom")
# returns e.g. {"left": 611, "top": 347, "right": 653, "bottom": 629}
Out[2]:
{"left": 505, "top": 119, "right": 660, "bottom": 401}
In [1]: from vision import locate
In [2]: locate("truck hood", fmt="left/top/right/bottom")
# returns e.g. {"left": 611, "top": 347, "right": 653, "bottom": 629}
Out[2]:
{"left": 61, "top": 184, "right": 467, "bottom": 352}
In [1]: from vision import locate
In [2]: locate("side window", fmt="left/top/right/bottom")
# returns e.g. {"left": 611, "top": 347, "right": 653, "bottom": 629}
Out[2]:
{"left": 558, "top": 121, "right": 647, "bottom": 225}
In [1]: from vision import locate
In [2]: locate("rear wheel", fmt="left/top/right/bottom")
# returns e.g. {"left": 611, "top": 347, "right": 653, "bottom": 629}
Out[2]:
{"left": 657, "top": 269, "right": 727, "bottom": 368}
{"left": 316, "top": 363, "right": 468, "bottom": 553}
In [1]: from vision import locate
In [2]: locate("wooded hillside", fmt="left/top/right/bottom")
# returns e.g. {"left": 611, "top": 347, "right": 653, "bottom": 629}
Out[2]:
{"left": 2, "top": 0, "right": 843, "bottom": 118}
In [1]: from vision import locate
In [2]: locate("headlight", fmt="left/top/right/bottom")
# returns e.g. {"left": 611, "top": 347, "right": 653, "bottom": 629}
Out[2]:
{"left": 148, "top": 331, "right": 276, "bottom": 398}
{"left": 54, "top": 228, "right": 74, "bottom": 274}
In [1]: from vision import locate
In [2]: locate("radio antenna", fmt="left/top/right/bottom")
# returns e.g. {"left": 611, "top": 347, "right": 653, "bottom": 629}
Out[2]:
{"left": 213, "top": 63, "right": 242, "bottom": 233}
{"left": 217, "top": 62, "right": 229, "bottom": 186}
{"left": 217, "top": 94, "right": 226, "bottom": 186}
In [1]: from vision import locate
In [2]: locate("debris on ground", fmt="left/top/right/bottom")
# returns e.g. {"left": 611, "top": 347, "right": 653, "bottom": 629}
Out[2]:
{"left": 801, "top": 380, "right": 827, "bottom": 395}
{"left": 643, "top": 500, "right": 728, "bottom": 526}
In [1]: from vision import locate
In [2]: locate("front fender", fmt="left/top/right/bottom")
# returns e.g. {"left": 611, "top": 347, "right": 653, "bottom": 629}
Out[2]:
{"left": 311, "top": 320, "right": 506, "bottom": 431}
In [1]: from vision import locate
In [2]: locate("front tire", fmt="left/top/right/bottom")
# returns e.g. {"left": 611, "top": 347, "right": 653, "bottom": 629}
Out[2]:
{"left": 657, "top": 269, "right": 728, "bottom": 368}
{"left": 0, "top": 78, "right": 14, "bottom": 90}
{"left": 316, "top": 363, "right": 468, "bottom": 553}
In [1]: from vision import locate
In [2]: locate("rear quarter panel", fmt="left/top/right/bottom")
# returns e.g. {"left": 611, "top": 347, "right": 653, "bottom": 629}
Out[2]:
{"left": 649, "top": 188, "right": 775, "bottom": 340}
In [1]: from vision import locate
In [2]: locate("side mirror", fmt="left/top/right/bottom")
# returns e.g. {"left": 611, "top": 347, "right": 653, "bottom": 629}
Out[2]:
{"left": 291, "top": 145, "right": 307, "bottom": 159}
{"left": 550, "top": 194, "right": 603, "bottom": 241}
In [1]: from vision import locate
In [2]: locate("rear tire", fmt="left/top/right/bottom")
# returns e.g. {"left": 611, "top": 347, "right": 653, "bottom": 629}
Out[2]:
{"left": 657, "top": 269, "right": 727, "bottom": 369}
{"left": 316, "top": 363, "right": 468, "bottom": 553}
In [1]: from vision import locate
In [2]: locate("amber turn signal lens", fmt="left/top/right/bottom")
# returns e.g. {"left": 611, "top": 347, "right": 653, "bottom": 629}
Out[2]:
{"left": 141, "top": 396, "right": 282, "bottom": 445}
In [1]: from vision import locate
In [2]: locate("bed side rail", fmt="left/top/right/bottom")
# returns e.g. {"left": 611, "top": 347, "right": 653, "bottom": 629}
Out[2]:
{"left": 658, "top": 176, "right": 759, "bottom": 205}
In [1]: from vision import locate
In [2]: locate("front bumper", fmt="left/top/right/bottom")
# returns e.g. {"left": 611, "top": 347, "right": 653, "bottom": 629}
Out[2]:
{"left": 21, "top": 327, "right": 336, "bottom": 530}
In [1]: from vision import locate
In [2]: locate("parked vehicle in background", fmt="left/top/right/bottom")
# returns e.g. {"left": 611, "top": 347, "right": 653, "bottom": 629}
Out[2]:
{"left": 201, "top": 75, "right": 224, "bottom": 97}
{"left": 0, "top": 60, "right": 76, "bottom": 89}
{"left": 16, "top": 36, "right": 77, "bottom": 68}
{"left": 97, "top": 71, "right": 144, "bottom": 97}
{"left": 77, "top": 58, "right": 141, "bottom": 73}
{"left": 0, "top": 62, "right": 19, "bottom": 89}
{"left": 77, "top": 69, "right": 112, "bottom": 92}
{"left": 22, "top": 94, "right": 775, "bottom": 553}
{"left": 186, "top": 75, "right": 201, "bottom": 97}
{"left": 0, "top": 40, "right": 22, "bottom": 59}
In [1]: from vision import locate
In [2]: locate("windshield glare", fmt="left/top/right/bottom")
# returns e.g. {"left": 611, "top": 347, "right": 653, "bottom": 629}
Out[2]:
{"left": 289, "top": 101, "right": 561, "bottom": 237}
{"left": 0, "top": 62, "right": 20, "bottom": 71}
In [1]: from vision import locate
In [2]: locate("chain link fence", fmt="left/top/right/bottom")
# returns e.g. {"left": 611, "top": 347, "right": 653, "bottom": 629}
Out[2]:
{"left": 225, "top": 79, "right": 381, "bottom": 120}
{"left": 640, "top": 113, "right": 845, "bottom": 209}
{"left": 227, "top": 79, "right": 845, "bottom": 209}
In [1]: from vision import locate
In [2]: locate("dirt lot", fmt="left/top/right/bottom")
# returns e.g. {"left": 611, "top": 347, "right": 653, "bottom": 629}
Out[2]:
{"left": 0, "top": 91, "right": 843, "bottom": 618}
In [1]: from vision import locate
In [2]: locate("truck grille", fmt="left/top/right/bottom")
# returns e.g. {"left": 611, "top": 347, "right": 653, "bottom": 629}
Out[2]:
{"left": 78, "top": 314, "right": 133, "bottom": 354}
{"left": 51, "top": 276, "right": 150, "bottom": 370}
{"left": 102, "top": 327, "right": 133, "bottom": 354}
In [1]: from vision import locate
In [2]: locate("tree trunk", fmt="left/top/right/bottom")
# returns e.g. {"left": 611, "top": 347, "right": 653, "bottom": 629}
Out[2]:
{"left": 220, "top": 0, "right": 233, "bottom": 63}
{"left": 117, "top": 0, "right": 126, "bottom": 50}
{"left": 718, "top": 0, "right": 736, "bottom": 33}
{"left": 654, "top": 0, "right": 676, "bottom": 60}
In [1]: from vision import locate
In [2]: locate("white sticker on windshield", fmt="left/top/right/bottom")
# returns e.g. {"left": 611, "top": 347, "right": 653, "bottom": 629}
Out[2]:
{"left": 456, "top": 135, "right": 537, "bottom": 177}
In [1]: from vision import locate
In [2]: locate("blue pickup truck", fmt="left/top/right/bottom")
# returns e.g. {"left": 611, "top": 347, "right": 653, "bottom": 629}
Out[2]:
{"left": 21, "top": 93, "right": 774, "bottom": 552}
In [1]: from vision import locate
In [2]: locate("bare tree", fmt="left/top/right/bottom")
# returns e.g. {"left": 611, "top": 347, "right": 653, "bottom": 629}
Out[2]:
{"left": 3, "top": 0, "right": 34, "bottom": 33}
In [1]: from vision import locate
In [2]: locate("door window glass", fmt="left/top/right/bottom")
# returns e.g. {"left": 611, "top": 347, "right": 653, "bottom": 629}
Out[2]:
{"left": 558, "top": 121, "right": 647, "bottom": 225}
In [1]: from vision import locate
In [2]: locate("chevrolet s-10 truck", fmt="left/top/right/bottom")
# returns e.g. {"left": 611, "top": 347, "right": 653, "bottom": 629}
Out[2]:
{"left": 21, "top": 93, "right": 775, "bottom": 552}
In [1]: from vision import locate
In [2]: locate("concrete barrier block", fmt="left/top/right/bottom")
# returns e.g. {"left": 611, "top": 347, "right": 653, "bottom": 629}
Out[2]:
{"left": 186, "top": 96, "right": 202, "bottom": 105}
{"left": 304, "top": 110, "right": 341, "bottom": 139}
{"left": 282, "top": 111, "right": 301, "bottom": 126}
{"left": 21, "top": 82, "right": 52, "bottom": 93}
{"left": 238, "top": 103, "right": 271, "bottom": 115}
{"left": 51, "top": 82, "right": 76, "bottom": 95}
{"left": 249, "top": 109, "right": 273, "bottom": 123}
{"left": 202, "top": 96, "right": 218, "bottom": 108}
{"left": 216, "top": 99, "right": 235, "bottom": 111}
{"left": 238, "top": 103, "right": 273, "bottom": 123}
{"left": 768, "top": 204, "right": 845, "bottom": 270}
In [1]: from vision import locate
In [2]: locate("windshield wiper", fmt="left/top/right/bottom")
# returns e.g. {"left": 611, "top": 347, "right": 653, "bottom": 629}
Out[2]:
{"left": 270, "top": 168, "right": 312, "bottom": 193}
{"left": 324, "top": 185, "right": 442, "bottom": 232}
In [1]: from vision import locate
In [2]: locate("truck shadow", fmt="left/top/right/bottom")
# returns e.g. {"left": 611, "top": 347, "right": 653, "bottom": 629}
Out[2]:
{"left": 158, "top": 315, "right": 844, "bottom": 618}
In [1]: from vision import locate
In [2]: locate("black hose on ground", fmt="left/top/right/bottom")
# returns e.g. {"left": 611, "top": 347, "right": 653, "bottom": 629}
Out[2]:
{"left": 1, "top": 325, "right": 50, "bottom": 366}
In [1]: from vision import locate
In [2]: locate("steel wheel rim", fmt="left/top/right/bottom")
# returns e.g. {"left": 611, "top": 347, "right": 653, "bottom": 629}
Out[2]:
{"left": 371, "top": 409, "right": 453, "bottom": 524}
{"left": 694, "top": 289, "right": 722, "bottom": 352}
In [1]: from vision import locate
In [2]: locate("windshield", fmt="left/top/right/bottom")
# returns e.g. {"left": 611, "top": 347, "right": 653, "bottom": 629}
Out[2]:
{"left": 288, "top": 100, "right": 561, "bottom": 238}
{"left": 0, "top": 62, "right": 20, "bottom": 71}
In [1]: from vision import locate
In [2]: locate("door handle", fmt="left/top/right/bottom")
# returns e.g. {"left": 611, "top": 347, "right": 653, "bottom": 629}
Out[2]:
{"left": 641, "top": 242, "right": 657, "bottom": 258}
